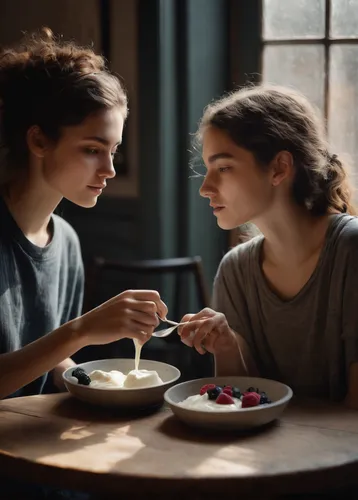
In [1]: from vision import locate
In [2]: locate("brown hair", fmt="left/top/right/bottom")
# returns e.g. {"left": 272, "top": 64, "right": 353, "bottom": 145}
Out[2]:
{"left": 196, "top": 84, "right": 356, "bottom": 216}
{"left": 0, "top": 27, "right": 128, "bottom": 185}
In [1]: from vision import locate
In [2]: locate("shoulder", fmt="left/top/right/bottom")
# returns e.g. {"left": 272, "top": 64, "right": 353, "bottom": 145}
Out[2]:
{"left": 323, "top": 214, "right": 358, "bottom": 280}
{"left": 214, "top": 235, "right": 263, "bottom": 292}
{"left": 52, "top": 214, "right": 82, "bottom": 260}
{"left": 330, "top": 214, "right": 358, "bottom": 255}
{"left": 217, "top": 235, "right": 263, "bottom": 275}
{"left": 53, "top": 214, "right": 80, "bottom": 243}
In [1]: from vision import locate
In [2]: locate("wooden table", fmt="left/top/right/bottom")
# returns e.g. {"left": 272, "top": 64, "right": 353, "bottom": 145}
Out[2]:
{"left": 0, "top": 394, "right": 357, "bottom": 499}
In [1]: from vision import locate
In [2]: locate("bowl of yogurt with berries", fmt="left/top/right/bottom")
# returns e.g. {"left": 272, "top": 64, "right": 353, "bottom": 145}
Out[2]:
{"left": 63, "top": 358, "right": 180, "bottom": 409}
{"left": 164, "top": 376, "right": 293, "bottom": 430}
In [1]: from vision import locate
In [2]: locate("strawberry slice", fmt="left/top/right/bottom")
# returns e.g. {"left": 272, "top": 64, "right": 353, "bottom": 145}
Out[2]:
{"left": 216, "top": 392, "right": 235, "bottom": 405}
{"left": 200, "top": 383, "right": 216, "bottom": 396}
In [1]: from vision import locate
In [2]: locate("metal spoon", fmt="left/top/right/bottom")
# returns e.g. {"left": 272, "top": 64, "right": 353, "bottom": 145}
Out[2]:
{"left": 152, "top": 315, "right": 188, "bottom": 338}
{"left": 153, "top": 316, "right": 206, "bottom": 353}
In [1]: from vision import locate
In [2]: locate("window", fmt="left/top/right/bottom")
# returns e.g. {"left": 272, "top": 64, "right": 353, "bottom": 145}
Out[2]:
{"left": 261, "top": 0, "right": 358, "bottom": 183}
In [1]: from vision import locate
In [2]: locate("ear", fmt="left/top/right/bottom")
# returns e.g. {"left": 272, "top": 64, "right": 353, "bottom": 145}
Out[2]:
{"left": 26, "top": 125, "right": 52, "bottom": 158}
{"left": 270, "top": 151, "right": 293, "bottom": 186}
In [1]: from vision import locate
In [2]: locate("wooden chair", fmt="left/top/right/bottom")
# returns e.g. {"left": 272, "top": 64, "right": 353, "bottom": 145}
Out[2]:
{"left": 84, "top": 255, "right": 210, "bottom": 316}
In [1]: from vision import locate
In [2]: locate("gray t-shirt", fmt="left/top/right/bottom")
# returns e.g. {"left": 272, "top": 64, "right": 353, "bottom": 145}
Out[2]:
{"left": 0, "top": 197, "right": 84, "bottom": 398}
{"left": 212, "top": 214, "right": 358, "bottom": 401}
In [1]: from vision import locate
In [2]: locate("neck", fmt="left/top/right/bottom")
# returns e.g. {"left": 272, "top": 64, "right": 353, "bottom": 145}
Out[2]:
{"left": 3, "top": 175, "right": 62, "bottom": 247}
{"left": 253, "top": 201, "right": 333, "bottom": 267}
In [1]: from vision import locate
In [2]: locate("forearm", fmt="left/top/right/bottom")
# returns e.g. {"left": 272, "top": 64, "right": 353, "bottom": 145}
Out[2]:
{"left": 0, "top": 321, "right": 84, "bottom": 399}
{"left": 51, "top": 357, "right": 77, "bottom": 391}
{"left": 55, "top": 357, "right": 76, "bottom": 372}
{"left": 215, "top": 331, "right": 259, "bottom": 377}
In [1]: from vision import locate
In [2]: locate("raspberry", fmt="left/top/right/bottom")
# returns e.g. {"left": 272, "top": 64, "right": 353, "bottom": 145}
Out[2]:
{"left": 216, "top": 392, "right": 235, "bottom": 405}
{"left": 243, "top": 390, "right": 260, "bottom": 397}
{"left": 200, "top": 383, "right": 216, "bottom": 396}
{"left": 242, "top": 392, "right": 260, "bottom": 408}
{"left": 223, "top": 387, "right": 233, "bottom": 396}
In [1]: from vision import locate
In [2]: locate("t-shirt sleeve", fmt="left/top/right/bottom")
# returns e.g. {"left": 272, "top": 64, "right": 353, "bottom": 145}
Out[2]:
{"left": 68, "top": 259, "right": 84, "bottom": 320}
{"left": 341, "top": 229, "right": 358, "bottom": 378}
{"left": 60, "top": 222, "right": 85, "bottom": 323}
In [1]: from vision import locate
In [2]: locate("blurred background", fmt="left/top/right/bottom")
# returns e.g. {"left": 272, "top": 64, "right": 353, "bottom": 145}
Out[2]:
{"left": 1, "top": 0, "right": 357, "bottom": 380}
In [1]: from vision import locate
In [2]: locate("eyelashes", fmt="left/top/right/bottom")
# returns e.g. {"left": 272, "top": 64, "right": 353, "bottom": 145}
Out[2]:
{"left": 84, "top": 148, "right": 119, "bottom": 158}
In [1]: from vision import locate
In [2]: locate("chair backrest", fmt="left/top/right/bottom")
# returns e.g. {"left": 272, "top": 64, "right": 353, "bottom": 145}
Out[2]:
{"left": 84, "top": 255, "right": 210, "bottom": 317}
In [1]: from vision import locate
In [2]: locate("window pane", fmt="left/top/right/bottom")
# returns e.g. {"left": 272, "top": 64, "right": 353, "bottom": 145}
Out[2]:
{"left": 331, "top": 0, "right": 358, "bottom": 39}
{"left": 263, "top": 45, "right": 325, "bottom": 112}
{"left": 263, "top": 0, "right": 325, "bottom": 40}
{"left": 329, "top": 45, "right": 358, "bottom": 173}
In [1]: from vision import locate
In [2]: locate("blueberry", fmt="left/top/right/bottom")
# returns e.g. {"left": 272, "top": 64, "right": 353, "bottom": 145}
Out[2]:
{"left": 246, "top": 387, "right": 256, "bottom": 392}
{"left": 207, "top": 386, "right": 222, "bottom": 400}
{"left": 259, "top": 394, "right": 272, "bottom": 405}
{"left": 72, "top": 367, "right": 91, "bottom": 386}
{"left": 232, "top": 387, "right": 241, "bottom": 399}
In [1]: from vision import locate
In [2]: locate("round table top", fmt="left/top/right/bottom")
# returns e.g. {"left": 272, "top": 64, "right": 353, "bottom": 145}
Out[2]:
{"left": 0, "top": 393, "right": 357, "bottom": 498}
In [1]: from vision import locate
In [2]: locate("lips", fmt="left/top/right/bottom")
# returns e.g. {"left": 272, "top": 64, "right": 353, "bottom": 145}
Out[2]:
{"left": 209, "top": 203, "right": 225, "bottom": 216}
{"left": 87, "top": 185, "right": 106, "bottom": 196}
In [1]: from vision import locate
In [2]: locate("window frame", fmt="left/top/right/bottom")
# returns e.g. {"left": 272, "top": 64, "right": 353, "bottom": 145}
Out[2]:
{"left": 229, "top": 0, "right": 358, "bottom": 246}
{"left": 231, "top": 0, "right": 358, "bottom": 119}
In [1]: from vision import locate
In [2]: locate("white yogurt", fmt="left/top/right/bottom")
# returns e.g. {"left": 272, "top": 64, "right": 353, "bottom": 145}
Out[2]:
{"left": 74, "top": 337, "right": 163, "bottom": 389}
{"left": 89, "top": 369, "right": 127, "bottom": 388}
{"left": 178, "top": 393, "right": 243, "bottom": 412}
{"left": 88, "top": 368, "right": 163, "bottom": 389}
{"left": 123, "top": 369, "right": 163, "bottom": 388}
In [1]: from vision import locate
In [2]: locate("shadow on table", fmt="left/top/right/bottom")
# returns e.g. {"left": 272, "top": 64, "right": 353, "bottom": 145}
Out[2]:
{"left": 158, "top": 413, "right": 278, "bottom": 441}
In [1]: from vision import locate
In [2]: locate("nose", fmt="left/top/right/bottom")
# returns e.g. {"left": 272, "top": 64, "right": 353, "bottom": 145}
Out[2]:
{"left": 199, "top": 174, "right": 216, "bottom": 198}
{"left": 98, "top": 155, "right": 116, "bottom": 180}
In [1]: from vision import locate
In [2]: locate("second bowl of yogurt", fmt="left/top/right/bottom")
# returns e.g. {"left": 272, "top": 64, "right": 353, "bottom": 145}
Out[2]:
{"left": 164, "top": 376, "right": 293, "bottom": 431}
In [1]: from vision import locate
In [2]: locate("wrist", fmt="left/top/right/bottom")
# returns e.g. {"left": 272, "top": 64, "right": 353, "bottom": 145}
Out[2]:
{"left": 215, "top": 328, "right": 238, "bottom": 354}
{"left": 59, "top": 318, "right": 89, "bottom": 351}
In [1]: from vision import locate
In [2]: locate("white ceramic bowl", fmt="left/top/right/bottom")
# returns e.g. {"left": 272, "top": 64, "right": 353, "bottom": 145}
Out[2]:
{"left": 63, "top": 358, "right": 181, "bottom": 409}
{"left": 164, "top": 376, "right": 293, "bottom": 431}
